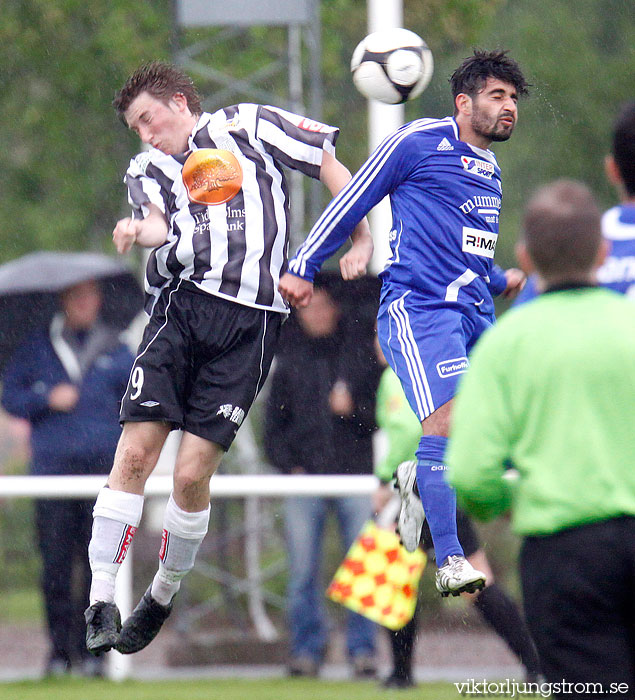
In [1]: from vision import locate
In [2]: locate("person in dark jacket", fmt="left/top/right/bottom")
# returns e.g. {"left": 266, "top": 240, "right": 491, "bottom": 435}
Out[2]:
{"left": 264, "top": 277, "right": 381, "bottom": 678}
{"left": 1, "top": 279, "right": 134, "bottom": 677}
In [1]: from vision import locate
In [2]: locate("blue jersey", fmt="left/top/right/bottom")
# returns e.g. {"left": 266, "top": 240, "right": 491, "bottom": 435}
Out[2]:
{"left": 515, "top": 203, "right": 635, "bottom": 306}
{"left": 289, "top": 116, "right": 508, "bottom": 314}
{"left": 597, "top": 204, "right": 635, "bottom": 298}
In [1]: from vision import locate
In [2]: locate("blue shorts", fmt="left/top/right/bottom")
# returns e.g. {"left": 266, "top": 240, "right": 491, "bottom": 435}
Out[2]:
{"left": 377, "top": 288, "right": 494, "bottom": 421}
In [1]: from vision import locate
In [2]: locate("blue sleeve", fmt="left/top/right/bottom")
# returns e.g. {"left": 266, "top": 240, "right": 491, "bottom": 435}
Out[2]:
{"left": 511, "top": 274, "right": 539, "bottom": 307}
{"left": 1, "top": 342, "right": 51, "bottom": 421}
{"left": 488, "top": 264, "right": 508, "bottom": 296}
{"left": 287, "top": 128, "right": 417, "bottom": 281}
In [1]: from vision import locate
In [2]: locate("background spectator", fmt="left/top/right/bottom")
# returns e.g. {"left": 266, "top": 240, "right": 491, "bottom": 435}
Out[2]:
{"left": 1, "top": 279, "right": 134, "bottom": 677}
{"left": 514, "top": 100, "right": 635, "bottom": 306}
{"left": 264, "top": 273, "right": 381, "bottom": 678}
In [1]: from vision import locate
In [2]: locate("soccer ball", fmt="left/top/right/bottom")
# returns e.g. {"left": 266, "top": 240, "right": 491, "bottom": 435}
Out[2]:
{"left": 351, "top": 28, "right": 434, "bottom": 105}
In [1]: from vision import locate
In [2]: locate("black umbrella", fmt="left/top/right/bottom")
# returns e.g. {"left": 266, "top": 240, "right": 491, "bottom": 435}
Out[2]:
{"left": 0, "top": 251, "right": 144, "bottom": 370}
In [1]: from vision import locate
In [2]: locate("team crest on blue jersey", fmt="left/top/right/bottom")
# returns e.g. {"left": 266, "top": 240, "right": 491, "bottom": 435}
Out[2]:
{"left": 461, "top": 156, "right": 494, "bottom": 180}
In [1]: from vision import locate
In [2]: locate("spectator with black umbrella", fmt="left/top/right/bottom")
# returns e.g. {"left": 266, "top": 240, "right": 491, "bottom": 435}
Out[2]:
{"left": 0, "top": 253, "right": 140, "bottom": 677}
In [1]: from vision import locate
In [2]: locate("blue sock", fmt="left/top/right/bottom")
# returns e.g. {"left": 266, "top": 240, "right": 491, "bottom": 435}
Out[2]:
{"left": 415, "top": 435, "right": 463, "bottom": 565}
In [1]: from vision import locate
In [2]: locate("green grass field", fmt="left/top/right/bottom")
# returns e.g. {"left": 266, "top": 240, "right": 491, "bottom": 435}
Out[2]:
{"left": 0, "top": 678, "right": 463, "bottom": 700}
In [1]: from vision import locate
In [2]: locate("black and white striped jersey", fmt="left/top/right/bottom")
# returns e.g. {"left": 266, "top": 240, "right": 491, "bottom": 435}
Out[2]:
{"left": 124, "top": 104, "right": 339, "bottom": 314}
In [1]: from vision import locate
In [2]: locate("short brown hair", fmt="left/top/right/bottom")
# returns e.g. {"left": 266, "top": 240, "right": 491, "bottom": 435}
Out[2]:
{"left": 113, "top": 61, "right": 202, "bottom": 123}
{"left": 522, "top": 179, "right": 602, "bottom": 280}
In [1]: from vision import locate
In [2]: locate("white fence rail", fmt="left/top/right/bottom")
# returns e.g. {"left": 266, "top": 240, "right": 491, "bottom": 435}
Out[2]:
{"left": 0, "top": 473, "right": 379, "bottom": 681}
{"left": 0, "top": 473, "right": 378, "bottom": 498}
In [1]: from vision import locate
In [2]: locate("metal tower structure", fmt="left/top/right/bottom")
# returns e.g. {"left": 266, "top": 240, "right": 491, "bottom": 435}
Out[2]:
{"left": 172, "top": 0, "right": 324, "bottom": 249}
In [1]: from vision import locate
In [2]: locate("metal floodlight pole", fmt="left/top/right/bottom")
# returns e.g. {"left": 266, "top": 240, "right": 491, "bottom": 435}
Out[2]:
{"left": 367, "top": 0, "right": 404, "bottom": 273}
{"left": 288, "top": 24, "right": 306, "bottom": 250}
{"left": 305, "top": 0, "right": 325, "bottom": 232}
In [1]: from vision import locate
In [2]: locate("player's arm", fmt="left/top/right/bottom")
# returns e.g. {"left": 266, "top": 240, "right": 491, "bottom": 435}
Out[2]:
{"left": 112, "top": 203, "right": 168, "bottom": 254}
{"left": 281, "top": 132, "right": 411, "bottom": 307}
{"left": 489, "top": 264, "right": 526, "bottom": 299}
{"left": 319, "top": 152, "right": 374, "bottom": 281}
{"left": 501, "top": 268, "right": 526, "bottom": 299}
{"left": 1, "top": 342, "right": 52, "bottom": 420}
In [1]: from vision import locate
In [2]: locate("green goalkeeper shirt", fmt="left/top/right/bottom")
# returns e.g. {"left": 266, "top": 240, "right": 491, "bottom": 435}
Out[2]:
{"left": 447, "top": 286, "right": 635, "bottom": 537}
{"left": 375, "top": 367, "right": 422, "bottom": 482}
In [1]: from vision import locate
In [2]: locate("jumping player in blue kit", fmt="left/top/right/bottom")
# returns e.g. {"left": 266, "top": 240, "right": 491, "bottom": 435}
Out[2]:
{"left": 279, "top": 50, "right": 529, "bottom": 596}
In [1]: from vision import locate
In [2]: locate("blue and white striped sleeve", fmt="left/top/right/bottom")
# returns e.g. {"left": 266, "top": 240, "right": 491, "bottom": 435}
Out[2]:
{"left": 288, "top": 125, "right": 417, "bottom": 281}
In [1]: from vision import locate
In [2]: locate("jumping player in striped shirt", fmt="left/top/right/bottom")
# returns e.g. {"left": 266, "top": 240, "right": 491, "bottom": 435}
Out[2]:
{"left": 280, "top": 50, "right": 529, "bottom": 597}
{"left": 84, "top": 61, "right": 374, "bottom": 656}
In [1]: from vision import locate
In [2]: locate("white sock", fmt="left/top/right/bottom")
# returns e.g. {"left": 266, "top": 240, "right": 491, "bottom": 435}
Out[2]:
{"left": 88, "top": 487, "right": 144, "bottom": 604}
{"left": 150, "top": 493, "right": 210, "bottom": 606}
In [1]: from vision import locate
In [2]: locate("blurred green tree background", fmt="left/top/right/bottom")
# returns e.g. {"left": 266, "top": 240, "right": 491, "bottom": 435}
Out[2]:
{"left": 0, "top": 0, "right": 632, "bottom": 265}
{"left": 0, "top": 0, "right": 633, "bottom": 629}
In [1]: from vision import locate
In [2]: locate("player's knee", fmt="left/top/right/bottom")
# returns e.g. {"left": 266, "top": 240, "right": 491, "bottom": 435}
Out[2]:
{"left": 421, "top": 399, "right": 453, "bottom": 436}
{"left": 115, "top": 440, "right": 160, "bottom": 481}
{"left": 115, "top": 422, "right": 169, "bottom": 473}
{"left": 467, "top": 549, "right": 494, "bottom": 584}
{"left": 175, "top": 437, "right": 222, "bottom": 482}
{"left": 172, "top": 467, "right": 212, "bottom": 505}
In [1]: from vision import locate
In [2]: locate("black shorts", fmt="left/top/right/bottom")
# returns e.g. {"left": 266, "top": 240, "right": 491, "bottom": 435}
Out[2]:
{"left": 120, "top": 280, "right": 284, "bottom": 450}
{"left": 520, "top": 517, "right": 635, "bottom": 694}
{"left": 420, "top": 507, "right": 480, "bottom": 560}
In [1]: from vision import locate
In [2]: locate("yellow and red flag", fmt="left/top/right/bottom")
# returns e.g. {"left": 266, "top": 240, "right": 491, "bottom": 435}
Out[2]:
{"left": 326, "top": 520, "right": 426, "bottom": 630}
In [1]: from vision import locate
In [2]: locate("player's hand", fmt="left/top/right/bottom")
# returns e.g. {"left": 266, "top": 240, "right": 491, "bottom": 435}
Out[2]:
{"left": 339, "top": 234, "right": 374, "bottom": 280}
{"left": 48, "top": 383, "right": 80, "bottom": 412}
{"left": 373, "top": 483, "right": 395, "bottom": 518}
{"left": 329, "top": 380, "right": 354, "bottom": 417}
{"left": 502, "top": 268, "right": 526, "bottom": 299}
{"left": 113, "top": 217, "right": 142, "bottom": 254}
{"left": 278, "top": 272, "right": 314, "bottom": 308}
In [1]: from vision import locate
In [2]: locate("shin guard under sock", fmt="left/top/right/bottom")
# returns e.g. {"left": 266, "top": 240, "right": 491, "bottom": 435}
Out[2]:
{"left": 150, "top": 493, "right": 210, "bottom": 606}
{"left": 89, "top": 487, "right": 144, "bottom": 604}
{"left": 415, "top": 435, "right": 463, "bottom": 565}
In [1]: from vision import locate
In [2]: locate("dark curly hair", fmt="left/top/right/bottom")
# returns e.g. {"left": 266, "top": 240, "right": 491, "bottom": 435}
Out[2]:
{"left": 113, "top": 61, "right": 202, "bottom": 123}
{"left": 612, "top": 101, "right": 635, "bottom": 197}
{"left": 450, "top": 49, "right": 529, "bottom": 103}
